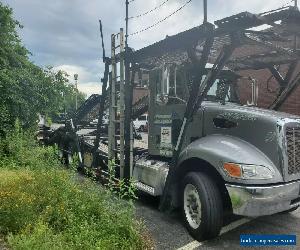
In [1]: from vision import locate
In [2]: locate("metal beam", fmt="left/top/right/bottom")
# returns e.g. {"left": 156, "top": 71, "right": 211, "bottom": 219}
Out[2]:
{"left": 268, "top": 66, "right": 285, "bottom": 87}
{"left": 91, "top": 20, "right": 110, "bottom": 168}
{"left": 227, "top": 52, "right": 299, "bottom": 71}
{"left": 91, "top": 62, "right": 109, "bottom": 168}
{"left": 159, "top": 23, "right": 214, "bottom": 211}
{"left": 244, "top": 33, "right": 295, "bottom": 56}
{"left": 284, "top": 61, "right": 298, "bottom": 84}
{"left": 119, "top": 28, "right": 126, "bottom": 178}
{"left": 270, "top": 71, "right": 300, "bottom": 110}
{"left": 267, "top": 60, "right": 299, "bottom": 110}
{"left": 124, "top": 61, "right": 135, "bottom": 180}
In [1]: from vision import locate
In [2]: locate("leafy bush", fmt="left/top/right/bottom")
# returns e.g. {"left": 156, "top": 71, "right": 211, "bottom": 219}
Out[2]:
{"left": 106, "top": 160, "right": 138, "bottom": 200}
{"left": 0, "top": 128, "right": 149, "bottom": 250}
{"left": 0, "top": 121, "right": 60, "bottom": 171}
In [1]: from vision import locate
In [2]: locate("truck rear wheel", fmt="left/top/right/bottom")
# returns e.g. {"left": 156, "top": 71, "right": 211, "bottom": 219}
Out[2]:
{"left": 181, "top": 172, "right": 223, "bottom": 241}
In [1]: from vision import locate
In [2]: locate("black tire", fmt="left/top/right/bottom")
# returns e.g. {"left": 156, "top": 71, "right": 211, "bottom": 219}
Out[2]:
{"left": 181, "top": 172, "right": 223, "bottom": 241}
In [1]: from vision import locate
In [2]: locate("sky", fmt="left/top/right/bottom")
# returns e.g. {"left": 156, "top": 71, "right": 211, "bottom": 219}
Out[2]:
{"left": 2, "top": 0, "right": 295, "bottom": 97}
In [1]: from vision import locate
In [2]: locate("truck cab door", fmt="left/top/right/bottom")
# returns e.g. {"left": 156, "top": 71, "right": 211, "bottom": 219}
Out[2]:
{"left": 148, "top": 65, "right": 204, "bottom": 158}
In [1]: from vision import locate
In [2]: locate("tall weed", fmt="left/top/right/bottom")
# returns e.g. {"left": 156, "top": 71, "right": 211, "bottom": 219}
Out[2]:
{"left": 0, "top": 125, "right": 149, "bottom": 249}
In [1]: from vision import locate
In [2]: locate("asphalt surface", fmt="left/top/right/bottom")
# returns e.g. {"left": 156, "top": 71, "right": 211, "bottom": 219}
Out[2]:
{"left": 135, "top": 194, "right": 300, "bottom": 250}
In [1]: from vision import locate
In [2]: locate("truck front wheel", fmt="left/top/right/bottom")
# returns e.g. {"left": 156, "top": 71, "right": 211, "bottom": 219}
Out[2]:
{"left": 181, "top": 172, "right": 223, "bottom": 241}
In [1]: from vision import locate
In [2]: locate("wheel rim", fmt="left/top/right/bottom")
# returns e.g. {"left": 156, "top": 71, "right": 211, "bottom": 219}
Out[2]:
{"left": 184, "top": 183, "right": 202, "bottom": 229}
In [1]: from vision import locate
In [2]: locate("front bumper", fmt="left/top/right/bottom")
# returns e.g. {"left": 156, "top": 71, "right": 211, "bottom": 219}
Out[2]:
{"left": 226, "top": 180, "right": 300, "bottom": 217}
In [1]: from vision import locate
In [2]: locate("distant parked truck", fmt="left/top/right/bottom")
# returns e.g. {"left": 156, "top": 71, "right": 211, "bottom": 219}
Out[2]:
{"left": 133, "top": 114, "right": 148, "bottom": 132}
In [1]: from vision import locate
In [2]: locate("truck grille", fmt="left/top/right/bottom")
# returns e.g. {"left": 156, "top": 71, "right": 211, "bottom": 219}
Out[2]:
{"left": 286, "top": 127, "right": 300, "bottom": 175}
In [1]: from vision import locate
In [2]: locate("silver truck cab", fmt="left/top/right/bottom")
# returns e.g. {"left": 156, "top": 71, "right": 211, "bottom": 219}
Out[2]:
{"left": 133, "top": 63, "right": 300, "bottom": 240}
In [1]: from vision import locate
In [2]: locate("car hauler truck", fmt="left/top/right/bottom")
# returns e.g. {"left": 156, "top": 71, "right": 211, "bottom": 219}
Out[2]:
{"left": 45, "top": 5, "right": 300, "bottom": 241}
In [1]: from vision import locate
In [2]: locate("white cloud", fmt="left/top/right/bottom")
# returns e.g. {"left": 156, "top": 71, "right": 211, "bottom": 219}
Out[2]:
{"left": 53, "top": 64, "right": 101, "bottom": 97}
{"left": 78, "top": 82, "right": 101, "bottom": 97}
{"left": 53, "top": 64, "right": 91, "bottom": 83}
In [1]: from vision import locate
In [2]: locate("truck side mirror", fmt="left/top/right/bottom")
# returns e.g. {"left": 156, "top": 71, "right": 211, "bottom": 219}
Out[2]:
{"left": 247, "top": 77, "right": 258, "bottom": 106}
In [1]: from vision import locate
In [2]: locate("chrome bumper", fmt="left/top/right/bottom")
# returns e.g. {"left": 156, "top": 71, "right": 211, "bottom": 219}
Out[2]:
{"left": 226, "top": 180, "right": 300, "bottom": 217}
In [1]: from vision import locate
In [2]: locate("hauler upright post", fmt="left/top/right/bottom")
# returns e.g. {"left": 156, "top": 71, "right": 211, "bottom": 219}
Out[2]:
{"left": 108, "top": 29, "right": 125, "bottom": 178}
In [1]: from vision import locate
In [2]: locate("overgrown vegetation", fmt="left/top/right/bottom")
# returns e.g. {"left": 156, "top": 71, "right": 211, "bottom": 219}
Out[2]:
{"left": 0, "top": 2, "right": 85, "bottom": 136}
{"left": 0, "top": 124, "right": 149, "bottom": 249}
{"left": 106, "top": 159, "right": 138, "bottom": 200}
{"left": 0, "top": 2, "right": 150, "bottom": 249}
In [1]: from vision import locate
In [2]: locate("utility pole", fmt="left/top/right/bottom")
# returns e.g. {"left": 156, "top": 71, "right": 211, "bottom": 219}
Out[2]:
{"left": 125, "top": 0, "right": 129, "bottom": 45}
{"left": 203, "top": 0, "right": 207, "bottom": 23}
{"left": 294, "top": 0, "right": 298, "bottom": 52}
{"left": 124, "top": 0, "right": 133, "bottom": 180}
{"left": 74, "top": 74, "right": 78, "bottom": 110}
{"left": 62, "top": 91, "right": 66, "bottom": 119}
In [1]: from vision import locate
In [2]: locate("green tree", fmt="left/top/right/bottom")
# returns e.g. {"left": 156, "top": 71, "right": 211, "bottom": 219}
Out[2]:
{"left": 0, "top": 2, "right": 86, "bottom": 135}
{"left": 40, "top": 67, "right": 86, "bottom": 120}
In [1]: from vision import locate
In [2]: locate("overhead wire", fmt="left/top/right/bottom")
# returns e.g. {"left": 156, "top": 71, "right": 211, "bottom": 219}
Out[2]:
{"left": 129, "top": 0, "right": 192, "bottom": 36}
{"left": 128, "top": 0, "right": 170, "bottom": 19}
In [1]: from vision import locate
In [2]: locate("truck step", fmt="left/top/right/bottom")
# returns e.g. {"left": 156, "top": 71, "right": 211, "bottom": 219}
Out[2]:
{"left": 135, "top": 182, "right": 155, "bottom": 196}
{"left": 133, "top": 158, "right": 169, "bottom": 196}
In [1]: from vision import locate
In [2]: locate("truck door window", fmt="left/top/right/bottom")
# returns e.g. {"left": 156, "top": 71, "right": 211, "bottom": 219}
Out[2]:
{"left": 206, "top": 78, "right": 230, "bottom": 102}
{"left": 156, "top": 64, "right": 188, "bottom": 105}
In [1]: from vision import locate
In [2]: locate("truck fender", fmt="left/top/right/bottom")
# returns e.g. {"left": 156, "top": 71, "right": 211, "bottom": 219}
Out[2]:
{"left": 176, "top": 134, "right": 283, "bottom": 185}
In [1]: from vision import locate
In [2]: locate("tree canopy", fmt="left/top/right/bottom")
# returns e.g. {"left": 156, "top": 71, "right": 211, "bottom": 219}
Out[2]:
{"left": 0, "top": 2, "right": 86, "bottom": 136}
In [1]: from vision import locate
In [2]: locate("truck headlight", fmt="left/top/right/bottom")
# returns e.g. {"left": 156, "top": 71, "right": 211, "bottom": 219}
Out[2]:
{"left": 223, "top": 163, "right": 275, "bottom": 180}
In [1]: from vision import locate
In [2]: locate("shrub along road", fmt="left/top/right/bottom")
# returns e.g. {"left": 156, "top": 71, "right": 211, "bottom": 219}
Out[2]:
{"left": 0, "top": 236, "right": 9, "bottom": 250}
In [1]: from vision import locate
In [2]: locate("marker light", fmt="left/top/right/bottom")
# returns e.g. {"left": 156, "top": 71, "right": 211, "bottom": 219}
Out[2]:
{"left": 223, "top": 163, "right": 242, "bottom": 178}
{"left": 223, "top": 163, "right": 274, "bottom": 180}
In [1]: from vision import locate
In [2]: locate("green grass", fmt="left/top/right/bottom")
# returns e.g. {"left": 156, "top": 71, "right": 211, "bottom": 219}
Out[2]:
{"left": 0, "top": 125, "right": 150, "bottom": 249}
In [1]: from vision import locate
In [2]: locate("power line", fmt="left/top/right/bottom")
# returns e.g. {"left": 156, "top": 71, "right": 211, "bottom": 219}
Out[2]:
{"left": 128, "top": 0, "right": 170, "bottom": 19}
{"left": 129, "top": 0, "right": 192, "bottom": 36}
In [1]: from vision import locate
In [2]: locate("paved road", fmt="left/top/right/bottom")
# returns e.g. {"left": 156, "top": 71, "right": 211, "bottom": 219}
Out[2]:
{"left": 135, "top": 194, "right": 300, "bottom": 250}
